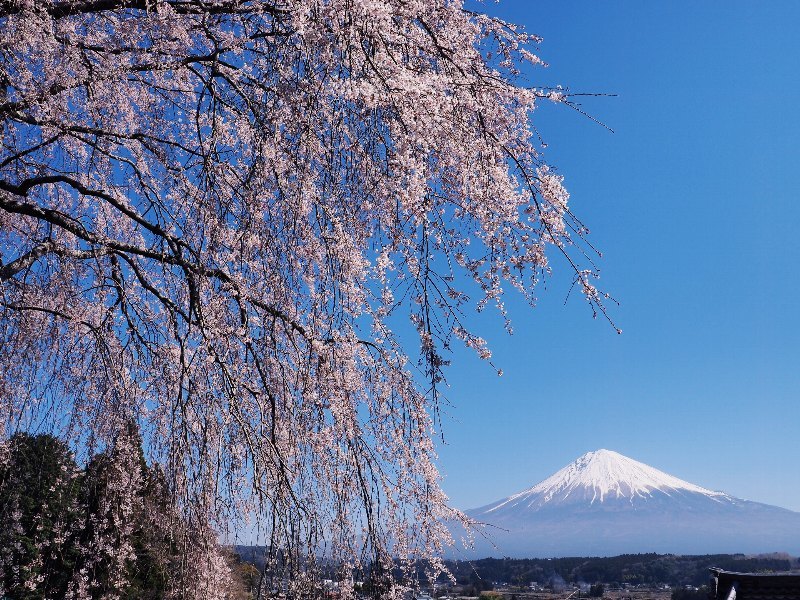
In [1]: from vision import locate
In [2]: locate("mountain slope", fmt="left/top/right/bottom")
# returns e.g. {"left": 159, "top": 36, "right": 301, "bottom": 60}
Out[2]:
{"left": 455, "top": 450, "right": 800, "bottom": 558}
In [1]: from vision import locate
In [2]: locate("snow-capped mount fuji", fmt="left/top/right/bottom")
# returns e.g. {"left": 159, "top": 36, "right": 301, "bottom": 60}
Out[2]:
{"left": 481, "top": 449, "right": 732, "bottom": 514}
{"left": 455, "top": 450, "right": 800, "bottom": 558}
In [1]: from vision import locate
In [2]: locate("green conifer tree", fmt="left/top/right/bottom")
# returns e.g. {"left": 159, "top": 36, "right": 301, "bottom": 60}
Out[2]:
{"left": 0, "top": 433, "right": 83, "bottom": 599}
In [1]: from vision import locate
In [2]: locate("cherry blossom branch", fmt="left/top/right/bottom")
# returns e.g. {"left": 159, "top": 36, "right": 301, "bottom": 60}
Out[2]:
{"left": 0, "top": 0, "right": 287, "bottom": 19}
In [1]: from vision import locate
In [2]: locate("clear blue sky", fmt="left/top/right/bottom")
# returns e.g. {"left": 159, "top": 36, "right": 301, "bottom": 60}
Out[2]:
{"left": 436, "top": 1, "right": 800, "bottom": 513}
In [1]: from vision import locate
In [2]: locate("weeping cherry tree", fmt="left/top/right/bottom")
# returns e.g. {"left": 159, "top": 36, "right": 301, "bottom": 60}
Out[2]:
{"left": 0, "top": 0, "right": 611, "bottom": 595}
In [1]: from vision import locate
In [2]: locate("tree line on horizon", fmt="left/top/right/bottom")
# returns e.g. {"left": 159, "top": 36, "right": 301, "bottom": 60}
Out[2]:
{"left": 440, "top": 553, "right": 797, "bottom": 591}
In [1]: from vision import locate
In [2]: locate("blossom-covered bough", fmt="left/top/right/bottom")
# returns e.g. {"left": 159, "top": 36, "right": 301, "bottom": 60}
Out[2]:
{"left": 0, "top": 0, "right": 610, "bottom": 596}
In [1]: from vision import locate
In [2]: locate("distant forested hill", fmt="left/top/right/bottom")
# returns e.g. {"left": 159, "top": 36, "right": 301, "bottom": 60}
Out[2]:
{"left": 230, "top": 548, "right": 798, "bottom": 589}
{"left": 442, "top": 553, "right": 799, "bottom": 587}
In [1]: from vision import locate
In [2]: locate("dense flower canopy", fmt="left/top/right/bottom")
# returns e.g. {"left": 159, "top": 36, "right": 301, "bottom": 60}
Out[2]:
{"left": 0, "top": 0, "right": 608, "bottom": 593}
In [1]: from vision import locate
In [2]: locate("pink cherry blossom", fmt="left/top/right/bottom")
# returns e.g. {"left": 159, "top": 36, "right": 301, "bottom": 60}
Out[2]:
{"left": 0, "top": 0, "right": 610, "bottom": 592}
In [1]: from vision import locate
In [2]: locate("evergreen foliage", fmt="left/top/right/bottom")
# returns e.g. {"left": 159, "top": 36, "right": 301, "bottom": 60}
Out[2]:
{"left": 0, "top": 428, "right": 200, "bottom": 599}
{"left": 0, "top": 433, "right": 82, "bottom": 599}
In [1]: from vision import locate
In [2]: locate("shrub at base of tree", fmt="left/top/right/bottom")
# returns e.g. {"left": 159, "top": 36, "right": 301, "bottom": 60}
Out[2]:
{"left": 589, "top": 583, "right": 605, "bottom": 597}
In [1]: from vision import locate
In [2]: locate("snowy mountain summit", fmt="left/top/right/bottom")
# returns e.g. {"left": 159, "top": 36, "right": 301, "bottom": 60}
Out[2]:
{"left": 483, "top": 449, "right": 728, "bottom": 514}
{"left": 457, "top": 449, "right": 800, "bottom": 558}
